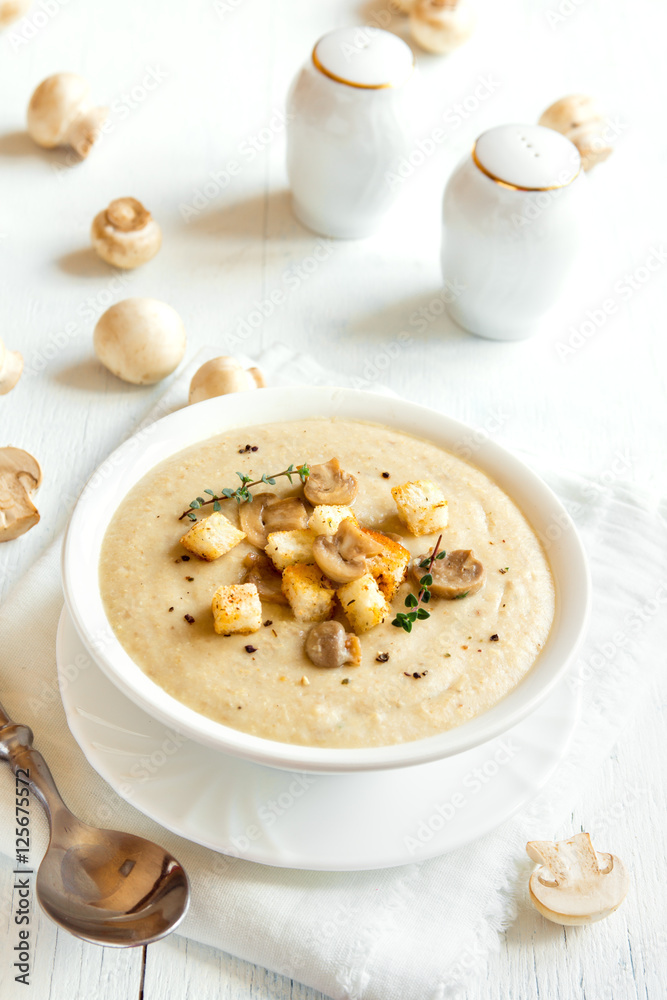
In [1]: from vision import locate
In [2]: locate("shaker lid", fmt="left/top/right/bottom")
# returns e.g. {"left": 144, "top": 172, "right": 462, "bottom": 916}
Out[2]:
{"left": 473, "top": 124, "right": 581, "bottom": 191}
{"left": 313, "top": 27, "right": 414, "bottom": 89}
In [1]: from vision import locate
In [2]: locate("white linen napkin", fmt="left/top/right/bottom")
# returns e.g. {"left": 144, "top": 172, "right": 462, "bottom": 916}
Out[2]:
{"left": 1, "top": 345, "right": 666, "bottom": 1000}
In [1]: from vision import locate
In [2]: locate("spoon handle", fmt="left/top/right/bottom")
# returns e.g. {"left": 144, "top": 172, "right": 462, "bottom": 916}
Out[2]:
{"left": 0, "top": 700, "right": 71, "bottom": 831}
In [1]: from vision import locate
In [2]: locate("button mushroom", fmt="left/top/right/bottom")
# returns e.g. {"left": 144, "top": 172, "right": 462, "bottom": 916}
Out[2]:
{"left": 0, "top": 339, "right": 23, "bottom": 395}
{"left": 91, "top": 197, "right": 162, "bottom": 269}
{"left": 305, "top": 621, "right": 361, "bottom": 669}
{"left": 313, "top": 518, "right": 384, "bottom": 584}
{"left": 242, "top": 552, "right": 289, "bottom": 605}
{"left": 304, "top": 458, "right": 358, "bottom": 506}
{"left": 527, "top": 832, "right": 630, "bottom": 926}
{"left": 410, "top": 0, "right": 475, "bottom": 55}
{"left": 188, "top": 356, "right": 265, "bottom": 405}
{"left": 538, "top": 95, "right": 613, "bottom": 172}
{"left": 93, "top": 298, "right": 187, "bottom": 385}
{"left": 27, "top": 73, "right": 108, "bottom": 159}
{"left": 411, "top": 548, "right": 485, "bottom": 598}
{"left": 0, "top": 447, "right": 41, "bottom": 541}
{"left": 239, "top": 493, "right": 309, "bottom": 549}
{"left": 0, "top": 0, "right": 31, "bottom": 28}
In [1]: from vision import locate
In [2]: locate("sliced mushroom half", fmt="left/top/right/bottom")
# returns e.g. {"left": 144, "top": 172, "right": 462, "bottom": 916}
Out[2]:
{"left": 411, "top": 548, "right": 485, "bottom": 598}
{"left": 527, "top": 832, "right": 630, "bottom": 926}
{"left": 313, "top": 518, "right": 385, "bottom": 584}
{"left": 239, "top": 493, "right": 309, "bottom": 548}
{"left": 0, "top": 447, "right": 42, "bottom": 541}
{"left": 304, "top": 458, "right": 358, "bottom": 506}
{"left": 242, "top": 552, "right": 288, "bottom": 605}
{"left": 305, "top": 621, "right": 361, "bottom": 669}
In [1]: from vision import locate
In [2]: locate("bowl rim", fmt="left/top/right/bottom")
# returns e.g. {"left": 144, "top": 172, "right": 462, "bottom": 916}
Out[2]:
{"left": 62, "top": 385, "right": 591, "bottom": 773}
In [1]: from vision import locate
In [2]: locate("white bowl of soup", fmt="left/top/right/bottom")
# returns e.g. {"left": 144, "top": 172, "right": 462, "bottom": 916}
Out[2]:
{"left": 62, "top": 387, "right": 590, "bottom": 773}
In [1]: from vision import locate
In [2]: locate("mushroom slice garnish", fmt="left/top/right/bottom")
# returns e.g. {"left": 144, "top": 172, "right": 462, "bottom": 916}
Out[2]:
{"left": 313, "top": 518, "right": 385, "bottom": 584}
{"left": 304, "top": 458, "right": 358, "bottom": 506}
{"left": 239, "top": 493, "right": 309, "bottom": 549}
{"left": 527, "top": 832, "right": 630, "bottom": 926}
{"left": 305, "top": 621, "right": 361, "bottom": 669}
{"left": 411, "top": 548, "right": 485, "bottom": 598}
{"left": 0, "top": 447, "right": 42, "bottom": 542}
{"left": 242, "top": 552, "right": 288, "bottom": 605}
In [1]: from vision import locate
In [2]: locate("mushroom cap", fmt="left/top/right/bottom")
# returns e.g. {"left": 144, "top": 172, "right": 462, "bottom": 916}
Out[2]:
{"left": 313, "top": 518, "right": 384, "bottom": 584}
{"left": 27, "top": 72, "right": 91, "bottom": 148}
{"left": 410, "top": 0, "right": 475, "bottom": 54}
{"left": 93, "top": 297, "right": 187, "bottom": 385}
{"left": 239, "top": 493, "right": 309, "bottom": 549}
{"left": 0, "top": 446, "right": 41, "bottom": 542}
{"left": 538, "top": 94, "right": 605, "bottom": 134}
{"left": 527, "top": 832, "right": 630, "bottom": 926}
{"left": 305, "top": 621, "right": 361, "bottom": 669}
{"left": 304, "top": 458, "right": 358, "bottom": 506}
{"left": 0, "top": 339, "right": 23, "bottom": 395}
{"left": 188, "top": 356, "right": 263, "bottom": 405}
{"left": 243, "top": 552, "right": 289, "bottom": 605}
{"left": 411, "top": 548, "right": 485, "bottom": 598}
{"left": 567, "top": 122, "right": 613, "bottom": 172}
{"left": 0, "top": 0, "right": 32, "bottom": 28}
{"left": 91, "top": 197, "right": 162, "bottom": 269}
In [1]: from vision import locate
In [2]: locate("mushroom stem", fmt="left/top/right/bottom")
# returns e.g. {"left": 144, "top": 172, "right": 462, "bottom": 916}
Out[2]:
{"left": 64, "top": 104, "right": 109, "bottom": 159}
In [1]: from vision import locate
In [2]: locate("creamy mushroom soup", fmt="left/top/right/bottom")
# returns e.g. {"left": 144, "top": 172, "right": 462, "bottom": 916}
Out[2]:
{"left": 99, "top": 419, "right": 555, "bottom": 749}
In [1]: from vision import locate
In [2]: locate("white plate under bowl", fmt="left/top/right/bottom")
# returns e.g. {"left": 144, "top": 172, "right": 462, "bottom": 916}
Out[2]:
{"left": 61, "top": 386, "right": 591, "bottom": 773}
{"left": 57, "top": 606, "right": 580, "bottom": 871}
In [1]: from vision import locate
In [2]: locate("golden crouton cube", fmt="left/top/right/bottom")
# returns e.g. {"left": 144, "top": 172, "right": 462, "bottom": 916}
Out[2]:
{"left": 180, "top": 511, "right": 246, "bottom": 561}
{"left": 337, "top": 573, "right": 390, "bottom": 634}
{"left": 363, "top": 529, "right": 411, "bottom": 601}
{"left": 307, "top": 505, "right": 358, "bottom": 536}
{"left": 265, "top": 529, "right": 314, "bottom": 570}
{"left": 211, "top": 583, "right": 262, "bottom": 635}
{"left": 281, "top": 564, "right": 336, "bottom": 622}
{"left": 391, "top": 479, "right": 449, "bottom": 536}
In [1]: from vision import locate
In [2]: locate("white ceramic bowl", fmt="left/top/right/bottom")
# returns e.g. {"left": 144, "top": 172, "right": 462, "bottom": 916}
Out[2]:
{"left": 62, "top": 387, "right": 590, "bottom": 773}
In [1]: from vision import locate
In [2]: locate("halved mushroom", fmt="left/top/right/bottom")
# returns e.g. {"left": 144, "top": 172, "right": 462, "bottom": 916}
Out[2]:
{"left": 411, "top": 548, "right": 485, "bottom": 598}
{"left": 0, "top": 447, "right": 41, "bottom": 541}
{"left": 313, "top": 518, "right": 384, "bottom": 584}
{"left": 305, "top": 621, "right": 361, "bottom": 669}
{"left": 304, "top": 458, "right": 358, "bottom": 506}
{"left": 527, "top": 832, "right": 630, "bottom": 926}
{"left": 0, "top": 338, "right": 23, "bottom": 395}
{"left": 242, "top": 552, "right": 288, "bottom": 605}
{"left": 239, "top": 493, "right": 309, "bottom": 548}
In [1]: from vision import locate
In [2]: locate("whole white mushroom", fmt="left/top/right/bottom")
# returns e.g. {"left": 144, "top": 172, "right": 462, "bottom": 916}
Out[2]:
{"left": 410, "top": 0, "right": 475, "bottom": 55}
{"left": 27, "top": 72, "right": 108, "bottom": 159}
{"left": 94, "top": 298, "right": 187, "bottom": 385}
{"left": 0, "top": 0, "right": 31, "bottom": 28}
{"left": 188, "top": 357, "right": 264, "bottom": 405}
{"left": 538, "top": 95, "right": 613, "bottom": 171}
{"left": 91, "top": 197, "right": 162, "bottom": 269}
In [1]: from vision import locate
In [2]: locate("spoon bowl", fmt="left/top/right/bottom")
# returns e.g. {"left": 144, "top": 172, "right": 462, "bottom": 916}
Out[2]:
{"left": 0, "top": 710, "right": 190, "bottom": 947}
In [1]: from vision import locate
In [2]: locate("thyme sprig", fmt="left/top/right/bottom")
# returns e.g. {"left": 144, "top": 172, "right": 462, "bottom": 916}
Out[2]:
{"left": 179, "top": 464, "right": 310, "bottom": 521}
{"left": 392, "top": 534, "right": 445, "bottom": 633}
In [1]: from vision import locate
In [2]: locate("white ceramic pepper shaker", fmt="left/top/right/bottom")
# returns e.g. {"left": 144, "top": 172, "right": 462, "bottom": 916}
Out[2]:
{"left": 441, "top": 124, "right": 587, "bottom": 341}
{"left": 286, "top": 26, "right": 415, "bottom": 239}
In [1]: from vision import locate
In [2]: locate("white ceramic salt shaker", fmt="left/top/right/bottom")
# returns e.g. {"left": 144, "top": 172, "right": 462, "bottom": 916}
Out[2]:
{"left": 441, "top": 124, "right": 587, "bottom": 341}
{"left": 286, "top": 26, "right": 415, "bottom": 239}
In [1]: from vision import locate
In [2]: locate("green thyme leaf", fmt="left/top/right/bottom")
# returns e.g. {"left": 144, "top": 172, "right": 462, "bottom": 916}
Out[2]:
{"left": 405, "top": 593, "right": 418, "bottom": 608}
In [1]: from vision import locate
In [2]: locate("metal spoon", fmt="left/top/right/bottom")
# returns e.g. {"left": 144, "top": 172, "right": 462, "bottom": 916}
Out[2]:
{"left": 0, "top": 699, "right": 190, "bottom": 946}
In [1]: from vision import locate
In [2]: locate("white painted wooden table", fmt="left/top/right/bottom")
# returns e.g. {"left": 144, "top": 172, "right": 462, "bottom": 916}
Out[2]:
{"left": 1, "top": 0, "right": 666, "bottom": 997}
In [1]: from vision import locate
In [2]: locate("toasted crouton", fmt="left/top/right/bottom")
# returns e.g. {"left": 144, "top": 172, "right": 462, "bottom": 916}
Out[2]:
{"left": 211, "top": 583, "right": 262, "bottom": 635}
{"left": 265, "top": 529, "right": 315, "bottom": 570}
{"left": 362, "top": 528, "right": 411, "bottom": 601}
{"left": 281, "top": 564, "right": 336, "bottom": 622}
{"left": 307, "top": 504, "right": 358, "bottom": 536}
{"left": 337, "top": 573, "right": 390, "bottom": 634}
{"left": 180, "top": 510, "right": 246, "bottom": 561}
{"left": 391, "top": 479, "right": 449, "bottom": 536}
